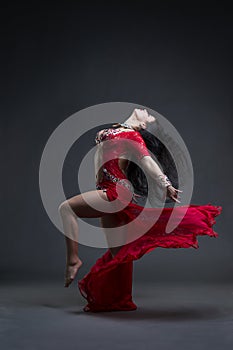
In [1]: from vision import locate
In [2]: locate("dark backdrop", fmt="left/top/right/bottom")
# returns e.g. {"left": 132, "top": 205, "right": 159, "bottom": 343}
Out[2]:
{"left": 2, "top": 1, "right": 232, "bottom": 283}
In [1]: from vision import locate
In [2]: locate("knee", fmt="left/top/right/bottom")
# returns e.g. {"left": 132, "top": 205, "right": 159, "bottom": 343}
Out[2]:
{"left": 58, "top": 200, "right": 77, "bottom": 218}
{"left": 58, "top": 200, "right": 70, "bottom": 215}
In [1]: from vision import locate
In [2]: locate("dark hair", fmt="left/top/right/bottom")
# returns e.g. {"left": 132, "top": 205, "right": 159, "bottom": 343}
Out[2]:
{"left": 126, "top": 127, "right": 179, "bottom": 205}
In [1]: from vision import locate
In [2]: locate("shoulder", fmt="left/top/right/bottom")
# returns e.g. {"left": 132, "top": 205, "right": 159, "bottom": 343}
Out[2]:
{"left": 121, "top": 130, "right": 140, "bottom": 137}
{"left": 95, "top": 127, "right": 123, "bottom": 143}
{"left": 95, "top": 128, "right": 109, "bottom": 143}
{"left": 124, "top": 130, "right": 145, "bottom": 142}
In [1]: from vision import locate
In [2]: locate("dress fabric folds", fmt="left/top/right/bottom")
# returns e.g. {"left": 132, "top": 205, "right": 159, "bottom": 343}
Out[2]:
{"left": 77, "top": 128, "right": 222, "bottom": 312}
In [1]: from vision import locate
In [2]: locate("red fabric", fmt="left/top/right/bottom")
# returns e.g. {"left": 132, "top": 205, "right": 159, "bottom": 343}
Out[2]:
{"left": 78, "top": 129, "right": 222, "bottom": 312}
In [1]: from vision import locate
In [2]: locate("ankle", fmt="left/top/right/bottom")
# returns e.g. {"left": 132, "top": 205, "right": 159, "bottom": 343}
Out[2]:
{"left": 66, "top": 256, "right": 81, "bottom": 265}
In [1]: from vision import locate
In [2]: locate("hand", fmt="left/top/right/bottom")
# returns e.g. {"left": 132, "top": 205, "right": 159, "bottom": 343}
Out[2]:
{"left": 166, "top": 185, "right": 183, "bottom": 203}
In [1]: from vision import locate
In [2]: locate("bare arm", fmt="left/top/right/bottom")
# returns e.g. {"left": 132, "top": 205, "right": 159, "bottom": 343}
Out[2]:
{"left": 94, "top": 144, "right": 104, "bottom": 184}
{"left": 140, "top": 156, "right": 168, "bottom": 185}
{"left": 140, "top": 156, "right": 182, "bottom": 203}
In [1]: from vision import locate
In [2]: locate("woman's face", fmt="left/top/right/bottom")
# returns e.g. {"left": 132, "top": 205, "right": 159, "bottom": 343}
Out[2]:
{"left": 134, "top": 108, "right": 156, "bottom": 129}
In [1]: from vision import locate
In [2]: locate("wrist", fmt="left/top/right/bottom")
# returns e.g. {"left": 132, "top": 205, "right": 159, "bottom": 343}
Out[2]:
{"left": 157, "top": 174, "right": 172, "bottom": 189}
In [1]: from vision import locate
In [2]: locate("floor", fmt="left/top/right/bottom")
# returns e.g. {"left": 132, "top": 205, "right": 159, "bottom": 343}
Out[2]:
{"left": 1, "top": 281, "right": 232, "bottom": 350}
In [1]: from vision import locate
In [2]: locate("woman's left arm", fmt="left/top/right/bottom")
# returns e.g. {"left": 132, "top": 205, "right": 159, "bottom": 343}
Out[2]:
{"left": 140, "top": 156, "right": 170, "bottom": 186}
{"left": 125, "top": 132, "right": 182, "bottom": 202}
{"left": 140, "top": 156, "right": 182, "bottom": 203}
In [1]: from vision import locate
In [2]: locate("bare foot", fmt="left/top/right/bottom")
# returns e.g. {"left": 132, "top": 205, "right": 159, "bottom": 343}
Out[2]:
{"left": 64, "top": 258, "right": 83, "bottom": 288}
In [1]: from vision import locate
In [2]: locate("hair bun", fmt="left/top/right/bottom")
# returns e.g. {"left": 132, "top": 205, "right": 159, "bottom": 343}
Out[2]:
{"left": 111, "top": 123, "right": 121, "bottom": 128}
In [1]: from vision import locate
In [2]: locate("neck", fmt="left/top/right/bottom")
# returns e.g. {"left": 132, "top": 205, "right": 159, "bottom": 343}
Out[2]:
{"left": 120, "top": 122, "right": 134, "bottom": 130}
{"left": 123, "top": 110, "right": 140, "bottom": 130}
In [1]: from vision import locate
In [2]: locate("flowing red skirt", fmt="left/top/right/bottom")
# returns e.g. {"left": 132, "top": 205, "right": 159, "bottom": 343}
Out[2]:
{"left": 78, "top": 183, "right": 222, "bottom": 312}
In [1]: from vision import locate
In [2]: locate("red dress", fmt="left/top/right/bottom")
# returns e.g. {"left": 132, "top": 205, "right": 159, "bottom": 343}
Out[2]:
{"left": 78, "top": 127, "right": 222, "bottom": 312}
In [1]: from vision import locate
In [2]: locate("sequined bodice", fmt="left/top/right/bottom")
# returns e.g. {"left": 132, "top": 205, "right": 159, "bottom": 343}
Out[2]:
{"left": 94, "top": 127, "right": 150, "bottom": 194}
{"left": 95, "top": 128, "right": 135, "bottom": 144}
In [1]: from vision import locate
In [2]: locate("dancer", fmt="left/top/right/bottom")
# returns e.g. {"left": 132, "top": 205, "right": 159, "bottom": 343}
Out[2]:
{"left": 58, "top": 108, "right": 222, "bottom": 312}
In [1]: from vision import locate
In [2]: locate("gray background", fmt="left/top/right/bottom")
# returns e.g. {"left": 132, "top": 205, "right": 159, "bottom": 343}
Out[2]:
{"left": 2, "top": 1, "right": 232, "bottom": 284}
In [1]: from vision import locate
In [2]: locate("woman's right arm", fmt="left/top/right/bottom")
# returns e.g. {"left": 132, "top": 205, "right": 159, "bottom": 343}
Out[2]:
{"left": 94, "top": 145, "right": 104, "bottom": 184}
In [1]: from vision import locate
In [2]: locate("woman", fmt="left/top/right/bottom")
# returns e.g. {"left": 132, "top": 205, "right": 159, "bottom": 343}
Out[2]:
{"left": 58, "top": 108, "right": 222, "bottom": 312}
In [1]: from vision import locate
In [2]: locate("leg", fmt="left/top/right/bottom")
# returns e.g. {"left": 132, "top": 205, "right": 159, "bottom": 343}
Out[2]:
{"left": 100, "top": 214, "right": 128, "bottom": 258}
{"left": 58, "top": 189, "right": 114, "bottom": 287}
